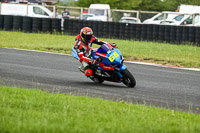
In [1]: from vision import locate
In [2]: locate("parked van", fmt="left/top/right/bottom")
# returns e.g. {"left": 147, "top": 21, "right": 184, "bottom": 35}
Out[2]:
{"left": 160, "top": 4, "right": 200, "bottom": 26}
{"left": 144, "top": 4, "right": 200, "bottom": 26}
{"left": 143, "top": 12, "right": 177, "bottom": 24}
{"left": 0, "top": 3, "right": 54, "bottom": 18}
{"left": 160, "top": 12, "right": 200, "bottom": 26}
{"left": 179, "top": 4, "right": 200, "bottom": 14}
{"left": 87, "top": 4, "right": 112, "bottom": 21}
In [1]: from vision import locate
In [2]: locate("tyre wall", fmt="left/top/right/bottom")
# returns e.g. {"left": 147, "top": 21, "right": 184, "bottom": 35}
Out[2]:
{"left": 0, "top": 15, "right": 199, "bottom": 46}
{"left": 22, "top": 16, "right": 32, "bottom": 32}
{"left": 32, "top": 17, "right": 42, "bottom": 33}
{"left": 0, "top": 15, "right": 4, "bottom": 30}
{"left": 51, "top": 18, "right": 61, "bottom": 33}
{"left": 4, "top": 15, "right": 13, "bottom": 31}
{"left": 13, "top": 16, "right": 23, "bottom": 31}
{"left": 42, "top": 18, "right": 52, "bottom": 33}
{"left": 63, "top": 19, "right": 200, "bottom": 46}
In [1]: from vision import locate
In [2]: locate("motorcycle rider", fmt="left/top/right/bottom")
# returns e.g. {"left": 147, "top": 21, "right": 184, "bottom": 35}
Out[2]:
{"left": 74, "top": 27, "right": 116, "bottom": 76}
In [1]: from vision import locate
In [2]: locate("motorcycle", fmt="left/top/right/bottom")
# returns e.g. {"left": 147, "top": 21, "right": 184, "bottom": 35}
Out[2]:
{"left": 72, "top": 43, "right": 136, "bottom": 88}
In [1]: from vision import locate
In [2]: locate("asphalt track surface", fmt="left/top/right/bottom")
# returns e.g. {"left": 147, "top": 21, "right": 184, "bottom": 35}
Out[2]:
{"left": 1, "top": 47, "right": 200, "bottom": 113}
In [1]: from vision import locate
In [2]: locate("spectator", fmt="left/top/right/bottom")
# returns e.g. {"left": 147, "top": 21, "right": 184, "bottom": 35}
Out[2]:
{"left": 62, "top": 8, "right": 70, "bottom": 19}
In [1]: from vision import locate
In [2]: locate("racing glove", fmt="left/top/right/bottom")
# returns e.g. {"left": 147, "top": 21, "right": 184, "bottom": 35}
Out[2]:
{"left": 89, "top": 59, "right": 97, "bottom": 65}
{"left": 110, "top": 43, "right": 116, "bottom": 48}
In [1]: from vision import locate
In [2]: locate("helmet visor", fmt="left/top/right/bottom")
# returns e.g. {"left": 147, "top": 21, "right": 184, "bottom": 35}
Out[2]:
{"left": 82, "top": 34, "right": 92, "bottom": 42}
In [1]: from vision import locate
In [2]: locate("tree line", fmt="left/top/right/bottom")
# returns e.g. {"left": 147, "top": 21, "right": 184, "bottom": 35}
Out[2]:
{"left": 60, "top": 0, "right": 200, "bottom": 11}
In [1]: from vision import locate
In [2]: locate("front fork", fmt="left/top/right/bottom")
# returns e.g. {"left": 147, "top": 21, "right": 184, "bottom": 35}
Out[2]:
{"left": 114, "top": 64, "right": 127, "bottom": 80}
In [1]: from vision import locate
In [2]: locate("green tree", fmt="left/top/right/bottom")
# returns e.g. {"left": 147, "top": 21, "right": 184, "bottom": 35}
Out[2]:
{"left": 77, "top": 0, "right": 143, "bottom": 10}
{"left": 76, "top": 0, "right": 93, "bottom": 7}
{"left": 138, "top": 0, "right": 163, "bottom": 11}
{"left": 76, "top": 0, "right": 200, "bottom": 11}
{"left": 188, "top": 0, "right": 200, "bottom": 5}
{"left": 160, "top": 0, "right": 178, "bottom": 11}
{"left": 57, "top": 0, "right": 77, "bottom": 6}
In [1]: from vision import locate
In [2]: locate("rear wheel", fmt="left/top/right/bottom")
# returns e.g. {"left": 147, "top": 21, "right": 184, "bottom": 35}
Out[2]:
{"left": 121, "top": 69, "right": 136, "bottom": 88}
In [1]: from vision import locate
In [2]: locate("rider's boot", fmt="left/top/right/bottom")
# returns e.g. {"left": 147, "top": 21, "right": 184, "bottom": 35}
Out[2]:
{"left": 79, "top": 66, "right": 84, "bottom": 72}
{"left": 79, "top": 61, "right": 88, "bottom": 73}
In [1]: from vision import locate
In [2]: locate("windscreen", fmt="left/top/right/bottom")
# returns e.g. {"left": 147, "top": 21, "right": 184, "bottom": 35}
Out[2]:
{"left": 97, "top": 44, "right": 112, "bottom": 53}
{"left": 173, "top": 15, "right": 184, "bottom": 21}
{"left": 120, "top": 19, "right": 136, "bottom": 23}
{"left": 89, "top": 9, "right": 104, "bottom": 16}
{"left": 33, "top": 7, "right": 48, "bottom": 16}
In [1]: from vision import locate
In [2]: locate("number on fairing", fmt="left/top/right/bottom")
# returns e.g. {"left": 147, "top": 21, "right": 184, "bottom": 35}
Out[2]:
{"left": 109, "top": 52, "right": 119, "bottom": 62}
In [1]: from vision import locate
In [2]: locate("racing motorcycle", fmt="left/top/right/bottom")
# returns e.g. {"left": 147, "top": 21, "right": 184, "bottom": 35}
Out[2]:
{"left": 72, "top": 43, "right": 136, "bottom": 88}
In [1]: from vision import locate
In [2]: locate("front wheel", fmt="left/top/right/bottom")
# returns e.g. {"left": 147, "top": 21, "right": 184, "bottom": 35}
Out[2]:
{"left": 121, "top": 69, "right": 136, "bottom": 88}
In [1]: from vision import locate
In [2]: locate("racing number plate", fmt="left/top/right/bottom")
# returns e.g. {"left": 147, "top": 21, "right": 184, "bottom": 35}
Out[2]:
{"left": 108, "top": 52, "right": 119, "bottom": 62}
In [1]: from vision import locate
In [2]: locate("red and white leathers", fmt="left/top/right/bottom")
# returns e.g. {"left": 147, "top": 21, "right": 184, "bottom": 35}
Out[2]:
{"left": 74, "top": 27, "right": 116, "bottom": 76}
{"left": 74, "top": 34, "right": 107, "bottom": 66}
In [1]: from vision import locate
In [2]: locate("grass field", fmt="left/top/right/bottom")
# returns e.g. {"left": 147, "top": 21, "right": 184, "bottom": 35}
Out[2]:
{"left": 0, "top": 86, "right": 200, "bottom": 133}
{"left": 0, "top": 31, "right": 200, "bottom": 68}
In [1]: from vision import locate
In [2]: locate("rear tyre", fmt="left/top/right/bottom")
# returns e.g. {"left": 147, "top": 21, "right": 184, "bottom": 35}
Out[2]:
{"left": 121, "top": 69, "right": 136, "bottom": 88}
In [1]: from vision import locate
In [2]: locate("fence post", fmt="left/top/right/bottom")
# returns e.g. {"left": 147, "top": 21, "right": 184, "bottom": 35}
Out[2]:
{"left": 0, "top": 3, "right": 1, "bottom": 15}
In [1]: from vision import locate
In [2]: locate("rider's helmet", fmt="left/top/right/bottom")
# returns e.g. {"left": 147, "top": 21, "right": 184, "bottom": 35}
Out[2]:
{"left": 80, "top": 27, "right": 93, "bottom": 43}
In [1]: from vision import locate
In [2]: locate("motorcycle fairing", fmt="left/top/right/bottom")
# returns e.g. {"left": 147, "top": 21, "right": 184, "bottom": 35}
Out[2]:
{"left": 72, "top": 47, "right": 80, "bottom": 60}
{"left": 73, "top": 42, "right": 127, "bottom": 74}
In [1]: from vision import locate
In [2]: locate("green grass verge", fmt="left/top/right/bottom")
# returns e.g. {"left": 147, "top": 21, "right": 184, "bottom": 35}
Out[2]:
{"left": 0, "top": 86, "right": 200, "bottom": 133}
{"left": 0, "top": 31, "right": 200, "bottom": 68}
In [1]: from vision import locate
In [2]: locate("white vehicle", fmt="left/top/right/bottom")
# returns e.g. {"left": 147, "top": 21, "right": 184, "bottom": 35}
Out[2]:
{"left": 87, "top": 16, "right": 104, "bottom": 21}
{"left": 175, "top": 4, "right": 200, "bottom": 26}
{"left": 160, "top": 4, "right": 200, "bottom": 26}
{"left": 0, "top": 3, "right": 54, "bottom": 18}
{"left": 146, "top": 4, "right": 200, "bottom": 26}
{"left": 80, "top": 13, "right": 95, "bottom": 20}
{"left": 143, "top": 12, "right": 177, "bottom": 24}
{"left": 87, "top": 4, "right": 112, "bottom": 21}
{"left": 160, "top": 12, "right": 200, "bottom": 26}
{"left": 179, "top": 4, "right": 200, "bottom": 13}
{"left": 119, "top": 17, "right": 141, "bottom": 24}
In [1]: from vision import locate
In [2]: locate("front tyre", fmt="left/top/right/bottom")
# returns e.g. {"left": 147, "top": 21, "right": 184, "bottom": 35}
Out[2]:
{"left": 121, "top": 69, "right": 136, "bottom": 88}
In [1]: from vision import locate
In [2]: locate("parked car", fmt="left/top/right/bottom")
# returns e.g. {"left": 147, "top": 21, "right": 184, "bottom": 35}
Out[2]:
{"left": 119, "top": 17, "right": 141, "bottom": 24}
{"left": 87, "top": 16, "right": 104, "bottom": 21}
{"left": 143, "top": 12, "right": 177, "bottom": 24}
{"left": 80, "top": 13, "right": 95, "bottom": 20}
